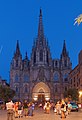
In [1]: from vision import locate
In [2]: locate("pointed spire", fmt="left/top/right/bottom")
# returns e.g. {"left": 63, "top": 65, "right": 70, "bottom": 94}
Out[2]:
{"left": 25, "top": 52, "right": 28, "bottom": 59}
{"left": 33, "top": 39, "right": 36, "bottom": 48}
{"left": 15, "top": 40, "right": 21, "bottom": 55}
{"left": 62, "top": 40, "right": 67, "bottom": 57}
{"left": 24, "top": 51, "right": 29, "bottom": 61}
{"left": 40, "top": 8, "right": 42, "bottom": 16}
{"left": 38, "top": 8, "right": 44, "bottom": 39}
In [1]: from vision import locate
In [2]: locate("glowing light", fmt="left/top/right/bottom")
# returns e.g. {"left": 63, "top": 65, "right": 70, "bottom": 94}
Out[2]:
{"left": 33, "top": 96, "right": 38, "bottom": 101}
{"left": 79, "top": 90, "right": 82, "bottom": 103}
{"left": 45, "top": 96, "right": 50, "bottom": 101}
{"left": 79, "top": 91, "right": 82, "bottom": 97}
{"left": 45, "top": 97, "right": 50, "bottom": 101}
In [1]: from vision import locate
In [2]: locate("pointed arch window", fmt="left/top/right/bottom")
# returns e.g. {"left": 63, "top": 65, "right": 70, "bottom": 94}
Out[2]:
{"left": 55, "top": 86, "right": 58, "bottom": 92}
{"left": 25, "top": 85, "right": 28, "bottom": 93}
{"left": 54, "top": 73, "right": 59, "bottom": 81}
{"left": 24, "top": 75, "right": 29, "bottom": 82}
{"left": 55, "top": 61, "right": 58, "bottom": 67}
{"left": 15, "top": 86, "right": 18, "bottom": 93}
{"left": 16, "top": 60, "right": 18, "bottom": 67}
{"left": 34, "top": 51, "right": 36, "bottom": 63}
{"left": 65, "top": 86, "right": 67, "bottom": 91}
{"left": 64, "top": 60, "right": 67, "bottom": 67}
{"left": 46, "top": 51, "right": 49, "bottom": 64}
{"left": 15, "top": 74, "right": 19, "bottom": 82}
{"left": 40, "top": 50, "right": 43, "bottom": 61}
{"left": 63, "top": 73, "right": 68, "bottom": 82}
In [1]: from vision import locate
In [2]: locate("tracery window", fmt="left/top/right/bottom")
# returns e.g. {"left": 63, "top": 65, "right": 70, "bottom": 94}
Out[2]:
{"left": 55, "top": 61, "right": 58, "bottom": 67}
{"left": 55, "top": 86, "right": 58, "bottom": 92}
{"left": 54, "top": 73, "right": 59, "bottom": 81}
{"left": 40, "top": 50, "right": 43, "bottom": 61}
{"left": 64, "top": 60, "right": 67, "bottom": 67}
{"left": 34, "top": 51, "right": 36, "bottom": 63}
{"left": 16, "top": 60, "right": 18, "bottom": 67}
{"left": 46, "top": 51, "right": 49, "bottom": 64}
{"left": 24, "top": 75, "right": 29, "bottom": 82}
{"left": 25, "top": 85, "right": 28, "bottom": 92}
{"left": 63, "top": 74, "right": 68, "bottom": 82}
{"left": 15, "top": 86, "right": 18, "bottom": 92}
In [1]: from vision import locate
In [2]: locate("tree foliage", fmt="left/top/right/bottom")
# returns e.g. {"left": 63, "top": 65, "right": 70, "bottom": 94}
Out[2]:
{"left": 64, "top": 88, "right": 79, "bottom": 101}
{"left": 0, "top": 85, "right": 15, "bottom": 102}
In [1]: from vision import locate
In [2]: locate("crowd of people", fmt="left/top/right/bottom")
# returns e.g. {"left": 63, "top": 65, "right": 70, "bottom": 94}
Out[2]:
{"left": 43, "top": 99, "right": 72, "bottom": 118}
{"left": 5, "top": 98, "right": 75, "bottom": 120}
{"left": 37, "top": 99, "right": 73, "bottom": 119}
{"left": 54, "top": 99, "right": 72, "bottom": 118}
{"left": 6, "top": 99, "right": 35, "bottom": 120}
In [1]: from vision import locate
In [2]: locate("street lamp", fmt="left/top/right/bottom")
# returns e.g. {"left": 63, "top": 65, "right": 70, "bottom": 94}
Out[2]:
{"left": 79, "top": 90, "right": 82, "bottom": 103}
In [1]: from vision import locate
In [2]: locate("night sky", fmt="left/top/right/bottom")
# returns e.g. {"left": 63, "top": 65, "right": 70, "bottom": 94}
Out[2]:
{"left": 0, "top": 0, "right": 82, "bottom": 83}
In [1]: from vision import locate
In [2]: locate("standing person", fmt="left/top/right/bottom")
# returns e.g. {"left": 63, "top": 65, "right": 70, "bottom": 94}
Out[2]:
{"left": 6, "top": 99, "right": 14, "bottom": 120}
{"left": 61, "top": 99, "right": 66, "bottom": 118}
{"left": 45, "top": 102, "right": 51, "bottom": 114}
{"left": 18, "top": 102, "right": 23, "bottom": 118}
{"left": 55, "top": 101, "right": 61, "bottom": 115}
{"left": 32, "top": 102, "right": 35, "bottom": 115}
{"left": 28, "top": 102, "right": 34, "bottom": 116}
{"left": 67, "top": 102, "right": 72, "bottom": 114}
{"left": 43, "top": 102, "right": 47, "bottom": 113}
{"left": 14, "top": 102, "right": 18, "bottom": 118}
{"left": 23, "top": 100, "right": 28, "bottom": 117}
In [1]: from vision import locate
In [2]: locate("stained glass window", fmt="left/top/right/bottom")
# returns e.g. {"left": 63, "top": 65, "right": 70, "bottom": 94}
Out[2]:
{"left": 24, "top": 75, "right": 29, "bottom": 82}
{"left": 54, "top": 73, "right": 59, "bottom": 81}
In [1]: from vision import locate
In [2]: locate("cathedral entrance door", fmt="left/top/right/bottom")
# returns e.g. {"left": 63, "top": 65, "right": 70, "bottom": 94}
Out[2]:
{"left": 32, "top": 82, "right": 50, "bottom": 102}
{"left": 38, "top": 94, "right": 45, "bottom": 104}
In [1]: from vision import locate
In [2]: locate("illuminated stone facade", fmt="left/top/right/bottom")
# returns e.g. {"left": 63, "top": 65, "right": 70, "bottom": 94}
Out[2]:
{"left": 10, "top": 9, "right": 72, "bottom": 102}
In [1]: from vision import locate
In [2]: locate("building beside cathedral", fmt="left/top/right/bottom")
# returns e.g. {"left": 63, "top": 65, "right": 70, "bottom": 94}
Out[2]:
{"left": 10, "top": 9, "right": 72, "bottom": 102}
{"left": 69, "top": 50, "right": 82, "bottom": 103}
{"left": 0, "top": 76, "right": 9, "bottom": 87}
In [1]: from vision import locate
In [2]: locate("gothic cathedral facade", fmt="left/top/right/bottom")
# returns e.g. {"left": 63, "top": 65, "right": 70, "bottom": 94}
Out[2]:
{"left": 10, "top": 9, "right": 72, "bottom": 102}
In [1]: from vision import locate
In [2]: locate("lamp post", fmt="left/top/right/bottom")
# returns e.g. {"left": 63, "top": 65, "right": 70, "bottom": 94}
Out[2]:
{"left": 79, "top": 90, "right": 82, "bottom": 103}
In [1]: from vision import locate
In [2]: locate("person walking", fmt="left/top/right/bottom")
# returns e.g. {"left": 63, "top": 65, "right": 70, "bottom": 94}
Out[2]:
{"left": 6, "top": 99, "right": 14, "bottom": 120}
{"left": 61, "top": 99, "right": 66, "bottom": 118}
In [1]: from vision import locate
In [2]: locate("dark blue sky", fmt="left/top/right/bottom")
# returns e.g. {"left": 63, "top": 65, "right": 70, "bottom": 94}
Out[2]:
{"left": 0, "top": 0, "right": 82, "bottom": 82}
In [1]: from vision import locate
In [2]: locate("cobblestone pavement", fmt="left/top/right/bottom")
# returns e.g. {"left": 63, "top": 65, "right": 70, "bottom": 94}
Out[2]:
{"left": 0, "top": 108, "right": 82, "bottom": 120}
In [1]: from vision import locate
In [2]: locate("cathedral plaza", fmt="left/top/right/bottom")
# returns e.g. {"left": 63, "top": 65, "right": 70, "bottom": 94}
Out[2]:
{"left": 0, "top": 109, "right": 82, "bottom": 120}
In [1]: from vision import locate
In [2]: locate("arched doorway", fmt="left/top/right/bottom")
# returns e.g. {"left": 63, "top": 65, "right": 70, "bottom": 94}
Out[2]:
{"left": 32, "top": 82, "right": 50, "bottom": 103}
{"left": 38, "top": 89, "right": 45, "bottom": 103}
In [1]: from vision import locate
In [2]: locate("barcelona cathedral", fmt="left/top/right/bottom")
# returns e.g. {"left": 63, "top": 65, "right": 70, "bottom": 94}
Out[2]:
{"left": 10, "top": 9, "right": 72, "bottom": 102}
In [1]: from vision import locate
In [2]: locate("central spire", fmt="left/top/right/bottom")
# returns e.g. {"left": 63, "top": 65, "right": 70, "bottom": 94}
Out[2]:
{"left": 16, "top": 40, "right": 21, "bottom": 55}
{"left": 38, "top": 8, "right": 44, "bottom": 39}
{"left": 62, "top": 40, "right": 68, "bottom": 57}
